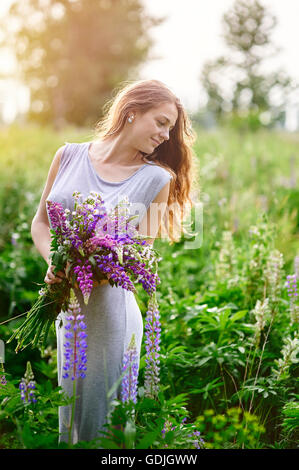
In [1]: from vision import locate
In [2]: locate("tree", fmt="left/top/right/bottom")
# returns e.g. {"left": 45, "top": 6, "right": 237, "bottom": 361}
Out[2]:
{"left": 199, "top": 0, "right": 298, "bottom": 130}
{"left": 0, "top": 0, "right": 164, "bottom": 128}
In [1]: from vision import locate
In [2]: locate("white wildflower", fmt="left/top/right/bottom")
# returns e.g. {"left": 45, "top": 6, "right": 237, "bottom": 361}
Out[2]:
{"left": 215, "top": 230, "right": 238, "bottom": 283}
{"left": 264, "top": 249, "right": 284, "bottom": 302}
{"left": 251, "top": 298, "right": 271, "bottom": 346}
{"left": 272, "top": 333, "right": 299, "bottom": 381}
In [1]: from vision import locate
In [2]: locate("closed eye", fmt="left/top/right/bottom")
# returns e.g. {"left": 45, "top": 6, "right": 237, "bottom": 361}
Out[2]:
{"left": 158, "top": 120, "right": 174, "bottom": 131}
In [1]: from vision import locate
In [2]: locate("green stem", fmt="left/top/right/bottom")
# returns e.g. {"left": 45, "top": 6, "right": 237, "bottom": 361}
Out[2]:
{"left": 68, "top": 379, "right": 76, "bottom": 448}
{"left": 15, "top": 314, "right": 46, "bottom": 352}
{"left": 0, "top": 311, "right": 28, "bottom": 326}
{"left": 32, "top": 319, "right": 46, "bottom": 348}
{"left": 41, "top": 318, "right": 53, "bottom": 352}
{"left": 248, "top": 315, "right": 274, "bottom": 415}
{"left": 11, "top": 415, "right": 26, "bottom": 449}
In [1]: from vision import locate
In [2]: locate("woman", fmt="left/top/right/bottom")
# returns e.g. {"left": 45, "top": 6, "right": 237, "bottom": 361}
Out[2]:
{"left": 30, "top": 79, "right": 197, "bottom": 446}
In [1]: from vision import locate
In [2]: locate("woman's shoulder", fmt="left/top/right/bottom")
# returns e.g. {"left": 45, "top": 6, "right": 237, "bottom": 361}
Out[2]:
{"left": 58, "top": 141, "right": 86, "bottom": 165}
{"left": 144, "top": 160, "right": 173, "bottom": 183}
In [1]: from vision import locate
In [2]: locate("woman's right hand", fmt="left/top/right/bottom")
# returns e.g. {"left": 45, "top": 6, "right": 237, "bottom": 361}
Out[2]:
{"left": 44, "top": 262, "right": 66, "bottom": 285}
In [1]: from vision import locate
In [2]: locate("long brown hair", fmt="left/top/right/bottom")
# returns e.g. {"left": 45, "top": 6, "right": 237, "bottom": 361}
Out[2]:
{"left": 90, "top": 79, "right": 200, "bottom": 244}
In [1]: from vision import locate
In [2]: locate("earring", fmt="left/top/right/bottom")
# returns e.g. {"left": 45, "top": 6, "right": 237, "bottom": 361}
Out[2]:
{"left": 128, "top": 115, "right": 134, "bottom": 123}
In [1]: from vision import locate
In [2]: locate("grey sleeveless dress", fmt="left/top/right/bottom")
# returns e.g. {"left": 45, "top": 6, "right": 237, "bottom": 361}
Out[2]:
{"left": 46, "top": 141, "right": 172, "bottom": 445}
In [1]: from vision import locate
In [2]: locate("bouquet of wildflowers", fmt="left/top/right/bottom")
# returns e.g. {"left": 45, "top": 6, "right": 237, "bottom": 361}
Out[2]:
{"left": 8, "top": 190, "right": 162, "bottom": 353}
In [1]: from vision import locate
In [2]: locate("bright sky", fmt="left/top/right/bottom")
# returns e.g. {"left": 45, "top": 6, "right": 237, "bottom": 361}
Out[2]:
{"left": 0, "top": 0, "right": 299, "bottom": 128}
{"left": 140, "top": 0, "right": 299, "bottom": 115}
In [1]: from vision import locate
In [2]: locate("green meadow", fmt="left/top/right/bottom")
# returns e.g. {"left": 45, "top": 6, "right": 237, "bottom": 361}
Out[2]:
{"left": 0, "top": 123, "right": 298, "bottom": 449}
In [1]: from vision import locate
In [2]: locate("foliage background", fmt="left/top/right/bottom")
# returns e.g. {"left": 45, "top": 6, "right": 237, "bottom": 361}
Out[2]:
{"left": 0, "top": 123, "right": 298, "bottom": 448}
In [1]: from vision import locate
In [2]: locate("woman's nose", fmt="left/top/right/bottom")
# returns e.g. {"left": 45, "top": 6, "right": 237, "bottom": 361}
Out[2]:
{"left": 160, "top": 129, "right": 169, "bottom": 141}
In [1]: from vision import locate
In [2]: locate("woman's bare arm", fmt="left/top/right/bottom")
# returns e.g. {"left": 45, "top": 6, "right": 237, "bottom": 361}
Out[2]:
{"left": 31, "top": 145, "right": 66, "bottom": 264}
{"left": 136, "top": 181, "right": 170, "bottom": 247}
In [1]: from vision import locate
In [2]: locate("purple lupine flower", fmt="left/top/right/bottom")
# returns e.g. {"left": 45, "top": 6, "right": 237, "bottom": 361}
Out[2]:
{"left": 94, "top": 213, "right": 111, "bottom": 237}
{"left": 46, "top": 200, "right": 69, "bottom": 235}
{"left": 96, "top": 202, "right": 139, "bottom": 241}
{"left": 94, "top": 253, "right": 136, "bottom": 292}
{"left": 187, "top": 430, "right": 205, "bottom": 449}
{"left": 121, "top": 333, "right": 139, "bottom": 404}
{"left": 121, "top": 249, "right": 160, "bottom": 295}
{"left": 69, "top": 229, "right": 84, "bottom": 251}
{"left": 161, "top": 420, "right": 173, "bottom": 438}
{"left": 144, "top": 294, "right": 161, "bottom": 399}
{"left": 0, "top": 375, "right": 7, "bottom": 386}
{"left": 161, "top": 417, "right": 204, "bottom": 449}
{"left": 287, "top": 274, "right": 298, "bottom": 298}
{"left": 80, "top": 199, "right": 107, "bottom": 236}
{"left": 73, "top": 259, "right": 93, "bottom": 305}
{"left": 84, "top": 234, "right": 118, "bottom": 254}
{"left": 126, "top": 260, "right": 160, "bottom": 295}
{"left": 19, "top": 361, "right": 37, "bottom": 404}
{"left": 109, "top": 215, "right": 137, "bottom": 241}
{"left": 161, "top": 419, "right": 177, "bottom": 448}
{"left": 62, "top": 288, "right": 88, "bottom": 380}
{"left": 73, "top": 191, "right": 108, "bottom": 239}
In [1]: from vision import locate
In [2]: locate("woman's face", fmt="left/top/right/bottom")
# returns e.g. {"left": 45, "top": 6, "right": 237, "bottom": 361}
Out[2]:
{"left": 130, "top": 101, "right": 178, "bottom": 155}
